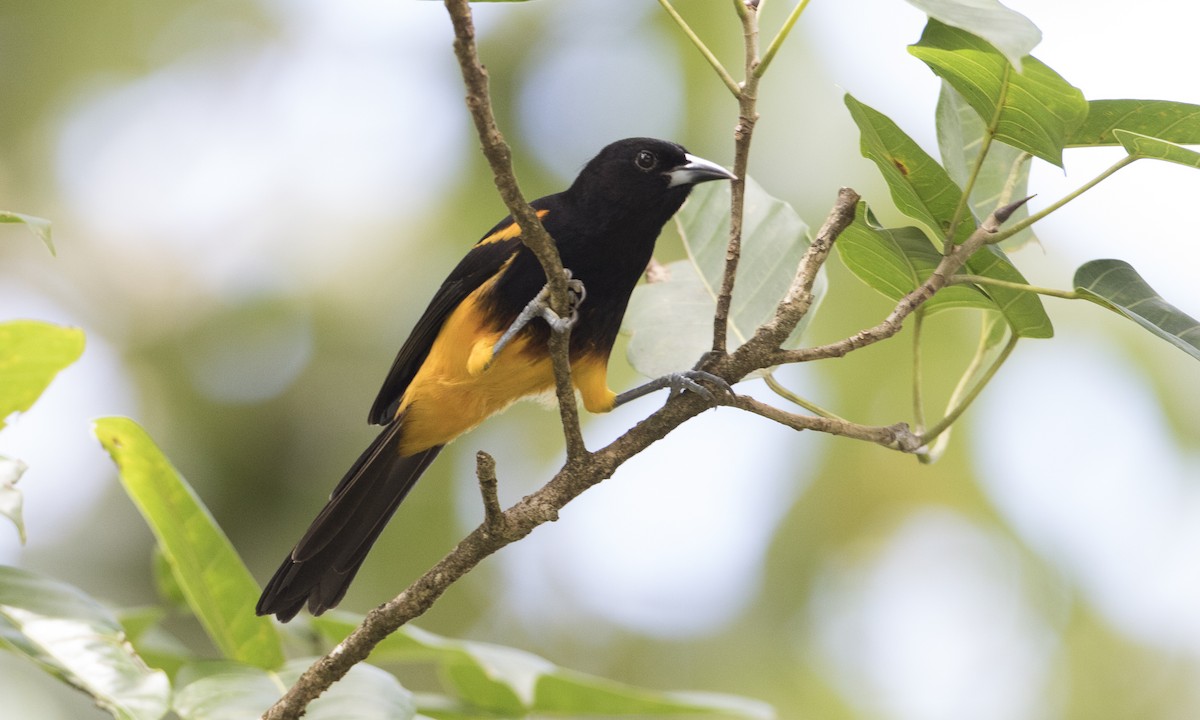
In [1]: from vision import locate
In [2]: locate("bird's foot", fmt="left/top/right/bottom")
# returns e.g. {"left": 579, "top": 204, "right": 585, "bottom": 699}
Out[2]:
{"left": 489, "top": 271, "right": 586, "bottom": 365}
{"left": 613, "top": 370, "right": 734, "bottom": 408}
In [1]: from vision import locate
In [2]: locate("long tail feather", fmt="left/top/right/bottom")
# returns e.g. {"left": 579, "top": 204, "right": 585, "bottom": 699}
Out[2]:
{"left": 256, "top": 422, "right": 441, "bottom": 622}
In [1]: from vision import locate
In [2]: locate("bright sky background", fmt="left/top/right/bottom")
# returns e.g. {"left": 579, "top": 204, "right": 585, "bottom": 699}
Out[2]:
{"left": 2, "top": 1, "right": 1198, "bottom": 718}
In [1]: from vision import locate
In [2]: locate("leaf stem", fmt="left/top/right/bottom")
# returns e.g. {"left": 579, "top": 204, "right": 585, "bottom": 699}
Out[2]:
{"left": 763, "top": 371, "right": 845, "bottom": 421}
{"left": 658, "top": 0, "right": 742, "bottom": 98}
{"left": 991, "top": 154, "right": 1136, "bottom": 243}
{"left": 952, "top": 274, "right": 1079, "bottom": 300}
{"left": 918, "top": 330, "right": 1019, "bottom": 452}
{"left": 945, "top": 66, "right": 1009, "bottom": 250}
{"left": 755, "top": 0, "right": 811, "bottom": 79}
{"left": 911, "top": 307, "right": 926, "bottom": 433}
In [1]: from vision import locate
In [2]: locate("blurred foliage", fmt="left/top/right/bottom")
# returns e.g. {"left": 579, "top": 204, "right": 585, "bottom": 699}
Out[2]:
{"left": 2, "top": 0, "right": 1200, "bottom": 719}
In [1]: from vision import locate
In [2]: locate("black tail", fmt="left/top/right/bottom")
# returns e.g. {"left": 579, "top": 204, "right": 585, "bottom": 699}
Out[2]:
{"left": 256, "top": 422, "right": 442, "bottom": 622}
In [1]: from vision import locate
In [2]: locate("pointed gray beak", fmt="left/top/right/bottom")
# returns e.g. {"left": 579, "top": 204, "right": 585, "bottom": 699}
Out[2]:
{"left": 666, "top": 153, "right": 737, "bottom": 187}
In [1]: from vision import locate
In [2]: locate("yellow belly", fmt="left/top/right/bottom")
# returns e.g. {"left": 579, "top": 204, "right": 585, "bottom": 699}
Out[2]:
{"left": 395, "top": 284, "right": 615, "bottom": 456}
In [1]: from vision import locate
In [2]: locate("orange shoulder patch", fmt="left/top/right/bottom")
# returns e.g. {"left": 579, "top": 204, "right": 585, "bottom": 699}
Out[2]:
{"left": 476, "top": 209, "right": 550, "bottom": 246}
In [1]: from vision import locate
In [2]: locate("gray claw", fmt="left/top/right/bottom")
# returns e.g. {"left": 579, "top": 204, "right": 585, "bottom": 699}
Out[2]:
{"left": 488, "top": 270, "right": 586, "bottom": 367}
{"left": 615, "top": 369, "right": 734, "bottom": 408}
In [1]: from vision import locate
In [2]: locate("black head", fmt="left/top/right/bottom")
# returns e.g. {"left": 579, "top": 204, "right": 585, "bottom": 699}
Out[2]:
{"left": 566, "top": 137, "right": 735, "bottom": 220}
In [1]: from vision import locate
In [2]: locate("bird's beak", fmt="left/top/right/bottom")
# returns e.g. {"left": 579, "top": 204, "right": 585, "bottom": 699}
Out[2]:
{"left": 666, "top": 153, "right": 737, "bottom": 187}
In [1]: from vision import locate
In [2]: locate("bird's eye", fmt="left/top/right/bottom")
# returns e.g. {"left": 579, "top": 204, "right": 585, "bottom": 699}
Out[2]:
{"left": 634, "top": 150, "right": 657, "bottom": 171}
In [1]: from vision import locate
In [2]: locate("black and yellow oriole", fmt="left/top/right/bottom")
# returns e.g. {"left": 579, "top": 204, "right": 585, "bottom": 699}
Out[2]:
{"left": 256, "top": 138, "right": 734, "bottom": 622}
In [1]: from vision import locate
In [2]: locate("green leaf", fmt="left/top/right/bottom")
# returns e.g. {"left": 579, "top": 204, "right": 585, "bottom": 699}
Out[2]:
{"left": 0, "top": 565, "right": 170, "bottom": 720}
{"left": 152, "top": 546, "right": 189, "bottom": 612}
{"left": 93, "top": 417, "right": 283, "bottom": 669}
{"left": 623, "top": 259, "right": 714, "bottom": 380}
{"left": 0, "top": 456, "right": 27, "bottom": 543}
{"left": 0, "top": 210, "right": 54, "bottom": 255}
{"left": 1074, "top": 259, "right": 1200, "bottom": 360}
{"left": 837, "top": 203, "right": 992, "bottom": 312}
{"left": 909, "top": 19, "right": 1088, "bottom": 166}
{"left": 1068, "top": 99, "right": 1200, "bottom": 147}
{"left": 115, "top": 607, "right": 194, "bottom": 679}
{"left": 844, "top": 94, "right": 1051, "bottom": 337}
{"left": 173, "top": 659, "right": 415, "bottom": 720}
{"left": 312, "top": 614, "right": 771, "bottom": 718}
{"left": 965, "top": 245, "right": 1053, "bottom": 338}
{"left": 903, "top": 0, "right": 1041, "bottom": 68}
{"left": 844, "top": 93, "right": 974, "bottom": 244}
{"left": 1113, "top": 129, "right": 1200, "bottom": 168}
{"left": 623, "top": 176, "right": 823, "bottom": 378}
{"left": 535, "top": 672, "right": 772, "bottom": 719}
{"left": 0, "top": 320, "right": 85, "bottom": 432}
{"left": 936, "top": 80, "right": 1036, "bottom": 248}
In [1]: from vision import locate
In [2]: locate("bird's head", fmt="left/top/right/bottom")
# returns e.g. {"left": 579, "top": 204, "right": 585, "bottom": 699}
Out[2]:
{"left": 568, "top": 137, "right": 735, "bottom": 217}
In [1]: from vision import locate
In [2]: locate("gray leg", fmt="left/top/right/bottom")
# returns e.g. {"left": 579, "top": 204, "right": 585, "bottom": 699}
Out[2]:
{"left": 614, "top": 370, "right": 733, "bottom": 408}
{"left": 487, "top": 272, "right": 586, "bottom": 369}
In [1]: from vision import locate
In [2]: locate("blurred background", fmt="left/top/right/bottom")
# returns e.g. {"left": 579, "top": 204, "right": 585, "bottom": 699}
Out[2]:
{"left": 2, "top": 0, "right": 1199, "bottom": 717}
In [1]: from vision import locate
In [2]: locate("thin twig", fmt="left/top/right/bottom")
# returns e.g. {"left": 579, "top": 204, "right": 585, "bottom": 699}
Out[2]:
{"left": 711, "top": 0, "right": 761, "bottom": 356}
{"left": 734, "top": 394, "right": 920, "bottom": 452}
{"left": 723, "top": 187, "right": 858, "bottom": 377}
{"left": 768, "top": 196, "right": 1032, "bottom": 367}
{"left": 441, "top": 0, "right": 586, "bottom": 459}
{"left": 548, "top": 329, "right": 588, "bottom": 460}
{"left": 990, "top": 154, "right": 1135, "bottom": 244}
{"left": 475, "top": 451, "right": 503, "bottom": 533}
{"left": 658, "top": 0, "right": 741, "bottom": 97}
{"left": 756, "top": 0, "right": 812, "bottom": 78}
{"left": 443, "top": 2, "right": 563, "bottom": 297}
{"left": 762, "top": 371, "right": 845, "bottom": 421}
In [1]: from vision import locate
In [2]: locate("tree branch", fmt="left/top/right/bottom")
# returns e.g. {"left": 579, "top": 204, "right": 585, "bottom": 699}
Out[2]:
{"left": 733, "top": 186, "right": 858, "bottom": 363}
{"left": 443, "top": 0, "right": 562, "bottom": 295}
{"left": 768, "top": 196, "right": 1031, "bottom": 367}
{"left": 263, "top": 1, "right": 1033, "bottom": 712}
{"left": 475, "top": 451, "right": 503, "bottom": 534}
{"left": 442, "top": 0, "right": 586, "bottom": 460}
{"left": 262, "top": 394, "right": 714, "bottom": 719}
{"left": 710, "top": 0, "right": 762, "bottom": 356}
{"left": 734, "top": 394, "right": 920, "bottom": 451}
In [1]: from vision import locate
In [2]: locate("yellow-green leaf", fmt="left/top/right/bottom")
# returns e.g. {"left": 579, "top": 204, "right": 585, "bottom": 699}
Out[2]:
{"left": 93, "top": 417, "right": 283, "bottom": 669}
{"left": 0, "top": 210, "right": 54, "bottom": 255}
{"left": 0, "top": 321, "right": 85, "bottom": 432}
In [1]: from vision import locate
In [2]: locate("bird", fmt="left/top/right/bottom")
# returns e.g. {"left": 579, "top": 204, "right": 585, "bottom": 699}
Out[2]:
{"left": 256, "top": 137, "right": 735, "bottom": 622}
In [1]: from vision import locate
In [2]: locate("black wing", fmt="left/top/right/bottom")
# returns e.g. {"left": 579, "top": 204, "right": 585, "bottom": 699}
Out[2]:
{"left": 367, "top": 217, "right": 528, "bottom": 425}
